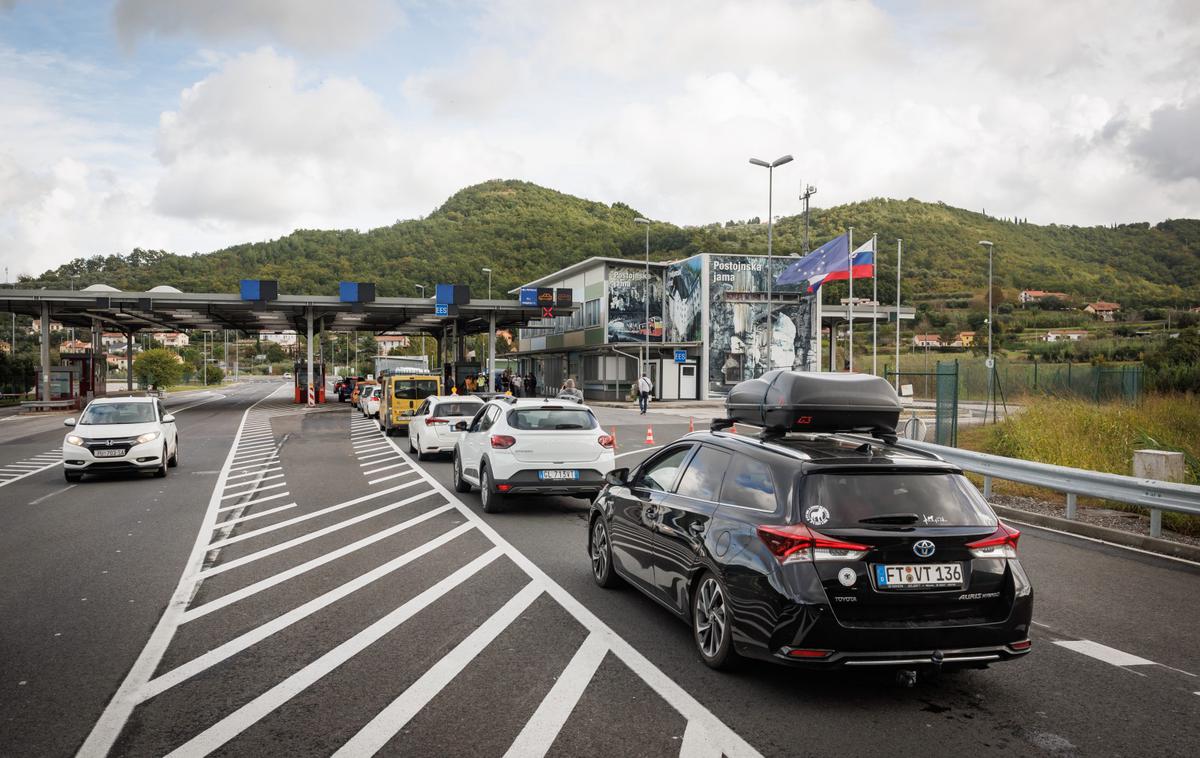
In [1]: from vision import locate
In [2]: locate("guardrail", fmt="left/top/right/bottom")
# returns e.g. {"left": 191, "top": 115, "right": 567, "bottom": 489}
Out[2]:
{"left": 893, "top": 438, "right": 1200, "bottom": 538}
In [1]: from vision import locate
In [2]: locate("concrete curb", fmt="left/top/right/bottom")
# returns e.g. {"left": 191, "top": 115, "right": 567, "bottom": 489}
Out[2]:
{"left": 992, "top": 504, "right": 1200, "bottom": 563}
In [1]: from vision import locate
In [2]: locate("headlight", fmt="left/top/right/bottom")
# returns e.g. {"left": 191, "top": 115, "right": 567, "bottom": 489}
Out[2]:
{"left": 136, "top": 431, "right": 161, "bottom": 444}
{"left": 66, "top": 435, "right": 84, "bottom": 446}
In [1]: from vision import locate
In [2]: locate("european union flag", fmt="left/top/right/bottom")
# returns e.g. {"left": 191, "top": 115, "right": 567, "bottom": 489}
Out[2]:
{"left": 775, "top": 234, "right": 850, "bottom": 289}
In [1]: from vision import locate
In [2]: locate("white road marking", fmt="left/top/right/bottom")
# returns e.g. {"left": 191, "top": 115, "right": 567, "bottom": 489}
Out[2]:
{"left": 77, "top": 384, "right": 289, "bottom": 758}
{"left": 183, "top": 505, "right": 458, "bottom": 622}
{"left": 357, "top": 450, "right": 396, "bottom": 462}
{"left": 680, "top": 721, "right": 724, "bottom": 758}
{"left": 367, "top": 470, "right": 417, "bottom": 485}
{"left": 221, "top": 473, "right": 284, "bottom": 490}
{"left": 1054, "top": 640, "right": 1155, "bottom": 667}
{"left": 359, "top": 457, "right": 399, "bottom": 467}
{"left": 144, "top": 522, "right": 477, "bottom": 700}
{"left": 164, "top": 548, "right": 505, "bottom": 758}
{"left": 1005, "top": 519, "right": 1200, "bottom": 568}
{"left": 199, "top": 490, "right": 438, "bottom": 577}
{"left": 212, "top": 502, "right": 298, "bottom": 528}
{"left": 367, "top": 461, "right": 407, "bottom": 473}
{"left": 227, "top": 457, "right": 280, "bottom": 474}
{"left": 224, "top": 465, "right": 281, "bottom": 480}
{"left": 208, "top": 481, "right": 424, "bottom": 548}
{"left": 615, "top": 445, "right": 664, "bottom": 459}
{"left": 219, "top": 481, "right": 286, "bottom": 499}
{"left": 0, "top": 448, "right": 63, "bottom": 489}
{"left": 28, "top": 484, "right": 77, "bottom": 505}
{"left": 502, "top": 632, "right": 608, "bottom": 758}
{"left": 213, "top": 491, "right": 291, "bottom": 514}
{"left": 166, "top": 393, "right": 226, "bottom": 413}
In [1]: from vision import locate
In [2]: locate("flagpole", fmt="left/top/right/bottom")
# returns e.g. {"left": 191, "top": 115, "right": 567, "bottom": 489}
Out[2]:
{"left": 895, "top": 238, "right": 903, "bottom": 390}
{"left": 872, "top": 232, "right": 878, "bottom": 376}
{"left": 847, "top": 226, "right": 854, "bottom": 372}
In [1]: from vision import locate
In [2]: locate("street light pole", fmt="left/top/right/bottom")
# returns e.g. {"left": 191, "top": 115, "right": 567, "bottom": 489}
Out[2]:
{"left": 749, "top": 154, "right": 793, "bottom": 374}
{"left": 635, "top": 217, "right": 651, "bottom": 377}
{"left": 800, "top": 184, "right": 817, "bottom": 254}
{"left": 979, "top": 240, "right": 995, "bottom": 422}
{"left": 481, "top": 268, "right": 492, "bottom": 300}
{"left": 415, "top": 284, "right": 427, "bottom": 369}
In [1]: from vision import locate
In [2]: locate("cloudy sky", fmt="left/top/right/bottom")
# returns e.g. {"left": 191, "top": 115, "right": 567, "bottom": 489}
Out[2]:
{"left": 1, "top": 0, "right": 1197, "bottom": 278}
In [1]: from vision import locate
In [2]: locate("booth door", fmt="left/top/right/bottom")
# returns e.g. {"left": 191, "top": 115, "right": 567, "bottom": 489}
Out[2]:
{"left": 679, "top": 364, "right": 698, "bottom": 399}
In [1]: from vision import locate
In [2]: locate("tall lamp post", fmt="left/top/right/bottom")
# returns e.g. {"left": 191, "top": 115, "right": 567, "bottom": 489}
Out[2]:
{"left": 415, "top": 284, "right": 427, "bottom": 368}
{"left": 634, "top": 217, "right": 651, "bottom": 377}
{"left": 749, "top": 154, "right": 793, "bottom": 373}
{"left": 481, "top": 267, "right": 492, "bottom": 300}
{"left": 481, "top": 267, "right": 495, "bottom": 389}
{"left": 979, "top": 240, "right": 995, "bottom": 422}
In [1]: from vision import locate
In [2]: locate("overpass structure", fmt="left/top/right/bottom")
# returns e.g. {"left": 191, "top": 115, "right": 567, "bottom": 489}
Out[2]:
{"left": 0, "top": 286, "right": 573, "bottom": 405}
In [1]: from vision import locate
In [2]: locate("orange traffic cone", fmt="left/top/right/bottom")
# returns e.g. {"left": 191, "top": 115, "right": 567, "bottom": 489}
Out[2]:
{"left": 645, "top": 426, "right": 655, "bottom": 445}
{"left": 730, "top": 423, "right": 738, "bottom": 435}
{"left": 688, "top": 416, "right": 694, "bottom": 433}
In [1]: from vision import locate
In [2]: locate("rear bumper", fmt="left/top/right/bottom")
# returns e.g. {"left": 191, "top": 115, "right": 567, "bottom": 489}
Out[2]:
{"left": 770, "top": 641, "right": 1032, "bottom": 669}
{"left": 492, "top": 469, "right": 606, "bottom": 495}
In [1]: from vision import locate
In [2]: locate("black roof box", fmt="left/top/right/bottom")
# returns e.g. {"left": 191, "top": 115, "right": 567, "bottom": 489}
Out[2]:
{"left": 725, "top": 370, "right": 901, "bottom": 437}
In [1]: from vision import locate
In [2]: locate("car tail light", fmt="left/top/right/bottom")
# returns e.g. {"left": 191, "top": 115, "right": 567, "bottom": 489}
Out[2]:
{"left": 598, "top": 434, "right": 615, "bottom": 449}
{"left": 966, "top": 522, "right": 1021, "bottom": 559}
{"left": 757, "top": 523, "right": 870, "bottom": 563}
{"left": 427, "top": 417, "right": 448, "bottom": 425}
{"left": 490, "top": 435, "right": 516, "bottom": 449}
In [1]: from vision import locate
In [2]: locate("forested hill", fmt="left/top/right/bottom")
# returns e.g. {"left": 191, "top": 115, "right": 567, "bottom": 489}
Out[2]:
{"left": 26, "top": 180, "right": 1200, "bottom": 307}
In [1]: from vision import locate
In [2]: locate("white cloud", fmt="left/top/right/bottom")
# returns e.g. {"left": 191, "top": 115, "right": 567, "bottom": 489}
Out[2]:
{"left": 112, "top": 0, "right": 403, "bottom": 54}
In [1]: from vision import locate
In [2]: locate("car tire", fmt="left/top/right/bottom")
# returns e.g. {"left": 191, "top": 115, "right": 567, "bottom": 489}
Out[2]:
{"left": 168, "top": 439, "right": 179, "bottom": 468}
{"left": 480, "top": 465, "right": 505, "bottom": 514}
{"left": 589, "top": 516, "right": 623, "bottom": 588}
{"left": 452, "top": 450, "right": 472, "bottom": 493}
{"left": 154, "top": 445, "right": 168, "bottom": 478}
{"left": 692, "top": 571, "right": 738, "bottom": 670}
{"left": 64, "top": 471, "right": 82, "bottom": 483}
{"left": 414, "top": 433, "right": 428, "bottom": 461}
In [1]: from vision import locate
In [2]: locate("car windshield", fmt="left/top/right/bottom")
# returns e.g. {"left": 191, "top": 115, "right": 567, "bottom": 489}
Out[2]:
{"left": 79, "top": 402, "right": 156, "bottom": 425}
{"left": 507, "top": 407, "right": 597, "bottom": 430}
{"left": 799, "top": 472, "right": 996, "bottom": 529}
{"left": 432, "top": 402, "right": 483, "bottom": 417}
{"left": 391, "top": 379, "right": 439, "bottom": 400}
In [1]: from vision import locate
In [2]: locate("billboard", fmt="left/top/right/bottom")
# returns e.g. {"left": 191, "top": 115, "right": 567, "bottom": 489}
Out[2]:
{"left": 606, "top": 264, "right": 663, "bottom": 343}
{"left": 706, "top": 255, "right": 817, "bottom": 395}
{"left": 666, "top": 255, "right": 703, "bottom": 343}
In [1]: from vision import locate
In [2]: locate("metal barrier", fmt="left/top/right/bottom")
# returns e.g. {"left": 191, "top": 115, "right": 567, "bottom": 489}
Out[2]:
{"left": 893, "top": 438, "right": 1200, "bottom": 538}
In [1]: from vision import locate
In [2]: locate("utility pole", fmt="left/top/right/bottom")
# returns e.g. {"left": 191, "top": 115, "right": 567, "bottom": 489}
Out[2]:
{"left": 800, "top": 184, "right": 817, "bottom": 254}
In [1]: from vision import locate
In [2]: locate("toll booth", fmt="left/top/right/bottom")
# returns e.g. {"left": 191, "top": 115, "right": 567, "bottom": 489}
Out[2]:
{"left": 40, "top": 365, "right": 80, "bottom": 406}
{"left": 61, "top": 350, "right": 105, "bottom": 403}
{"left": 294, "top": 360, "right": 326, "bottom": 404}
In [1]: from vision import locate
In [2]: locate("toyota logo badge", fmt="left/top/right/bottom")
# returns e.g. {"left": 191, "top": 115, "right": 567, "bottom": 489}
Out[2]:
{"left": 913, "top": 540, "right": 936, "bottom": 558}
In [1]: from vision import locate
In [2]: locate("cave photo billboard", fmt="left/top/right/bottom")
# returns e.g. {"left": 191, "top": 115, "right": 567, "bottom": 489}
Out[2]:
{"left": 666, "top": 255, "right": 703, "bottom": 343}
{"left": 606, "top": 264, "right": 664, "bottom": 343}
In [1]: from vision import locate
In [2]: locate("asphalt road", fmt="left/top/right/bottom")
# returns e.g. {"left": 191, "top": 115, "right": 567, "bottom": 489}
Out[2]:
{"left": 1, "top": 387, "right": 1197, "bottom": 757}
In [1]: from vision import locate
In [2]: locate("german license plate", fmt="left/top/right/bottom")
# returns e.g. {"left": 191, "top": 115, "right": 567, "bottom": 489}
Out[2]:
{"left": 875, "top": 563, "right": 963, "bottom": 588}
{"left": 538, "top": 469, "right": 579, "bottom": 481}
{"left": 94, "top": 448, "right": 124, "bottom": 458}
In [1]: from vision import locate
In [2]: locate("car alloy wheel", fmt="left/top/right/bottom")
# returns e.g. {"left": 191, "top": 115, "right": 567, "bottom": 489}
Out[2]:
{"left": 481, "top": 466, "right": 504, "bottom": 513}
{"left": 155, "top": 445, "right": 168, "bottom": 478}
{"left": 693, "top": 572, "right": 736, "bottom": 668}
{"left": 452, "top": 451, "right": 471, "bottom": 493}
{"left": 168, "top": 439, "right": 179, "bottom": 467}
{"left": 590, "top": 517, "right": 621, "bottom": 588}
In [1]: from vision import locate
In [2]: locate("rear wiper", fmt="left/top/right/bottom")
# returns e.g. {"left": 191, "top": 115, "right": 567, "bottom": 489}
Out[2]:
{"left": 859, "top": 512, "right": 921, "bottom": 524}
{"left": 555, "top": 424, "right": 584, "bottom": 429}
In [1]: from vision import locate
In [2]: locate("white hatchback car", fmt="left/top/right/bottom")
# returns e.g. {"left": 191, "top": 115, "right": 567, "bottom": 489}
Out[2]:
{"left": 452, "top": 397, "right": 615, "bottom": 512}
{"left": 407, "top": 395, "right": 485, "bottom": 461}
{"left": 359, "top": 385, "right": 381, "bottom": 418}
{"left": 63, "top": 396, "right": 179, "bottom": 482}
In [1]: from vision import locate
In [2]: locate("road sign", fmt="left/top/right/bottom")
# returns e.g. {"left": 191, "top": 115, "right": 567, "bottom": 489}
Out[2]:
{"left": 985, "top": 357, "right": 996, "bottom": 369}
{"left": 542, "top": 306, "right": 555, "bottom": 319}
{"left": 674, "top": 350, "right": 687, "bottom": 363}
{"left": 435, "top": 303, "right": 449, "bottom": 317}
{"left": 519, "top": 288, "right": 539, "bottom": 307}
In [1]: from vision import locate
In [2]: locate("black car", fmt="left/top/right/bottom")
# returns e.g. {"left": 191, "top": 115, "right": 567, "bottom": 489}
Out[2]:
{"left": 587, "top": 371, "right": 1033, "bottom": 672}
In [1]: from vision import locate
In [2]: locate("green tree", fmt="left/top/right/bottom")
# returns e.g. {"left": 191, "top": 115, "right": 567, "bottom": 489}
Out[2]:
{"left": 134, "top": 348, "right": 183, "bottom": 389}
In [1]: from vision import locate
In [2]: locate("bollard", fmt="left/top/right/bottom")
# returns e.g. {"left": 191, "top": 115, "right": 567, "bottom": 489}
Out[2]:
{"left": 983, "top": 475, "right": 992, "bottom": 500}
{"left": 1133, "top": 449, "right": 1184, "bottom": 539}
{"left": 1065, "top": 492, "right": 1077, "bottom": 520}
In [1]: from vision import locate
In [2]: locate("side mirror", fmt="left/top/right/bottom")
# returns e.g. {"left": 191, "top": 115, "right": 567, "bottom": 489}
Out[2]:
{"left": 454, "top": 421, "right": 469, "bottom": 432}
{"left": 162, "top": 414, "right": 176, "bottom": 423}
{"left": 604, "top": 468, "right": 629, "bottom": 486}
{"left": 64, "top": 418, "right": 76, "bottom": 427}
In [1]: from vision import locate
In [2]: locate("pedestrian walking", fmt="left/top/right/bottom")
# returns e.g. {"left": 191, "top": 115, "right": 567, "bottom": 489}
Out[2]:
{"left": 637, "top": 373, "right": 653, "bottom": 415}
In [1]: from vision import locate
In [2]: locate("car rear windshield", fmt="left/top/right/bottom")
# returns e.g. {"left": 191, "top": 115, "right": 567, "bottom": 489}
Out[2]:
{"left": 507, "top": 407, "right": 598, "bottom": 430}
{"left": 391, "top": 379, "right": 439, "bottom": 400}
{"left": 432, "top": 402, "right": 483, "bottom": 417}
{"left": 80, "top": 402, "right": 156, "bottom": 425}
{"left": 799, "top": 472, "right": 996, "bottom": 528}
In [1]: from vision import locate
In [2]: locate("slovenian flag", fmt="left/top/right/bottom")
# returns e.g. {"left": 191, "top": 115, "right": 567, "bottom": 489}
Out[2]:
{"left": 776, "top": 234, "right": 875, "bottom": 293}
{"left": 818, "top": 238, "right": 875, "bottom": 289}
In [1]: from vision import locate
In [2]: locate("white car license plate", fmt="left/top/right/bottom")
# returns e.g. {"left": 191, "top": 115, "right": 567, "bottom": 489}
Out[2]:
{"left": 538, "top": 469, "right": 579, "bottom": 481}
{"left": 875, "top": 563, "right": 963, "bottom": 588}
{"left": 94, "top": 448, "right": 124, "bottom": 458}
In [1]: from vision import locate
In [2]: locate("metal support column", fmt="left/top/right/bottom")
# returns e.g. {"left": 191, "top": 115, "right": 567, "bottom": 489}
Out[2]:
{"left": 306, "top": 308, "right": 315, "bottom": 406}
{"left": 39, "top": 302, "right": 51, "bottom": 402}
{"left": 125, "top": 329, "right": 134, "bottom": 391}
{"left": 488, "top": 310, "right": 497, "bottom": 393}
{"left": 91, "top": 319, "right": 102, "bottom": 398}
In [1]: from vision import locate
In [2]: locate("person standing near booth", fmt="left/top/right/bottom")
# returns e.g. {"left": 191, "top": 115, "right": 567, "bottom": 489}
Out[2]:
{"left": 637, "top": 373, "right": 653, "bottom": 415}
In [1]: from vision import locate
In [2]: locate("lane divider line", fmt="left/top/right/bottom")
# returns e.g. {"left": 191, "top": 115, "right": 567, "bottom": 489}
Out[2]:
{"left": 213, "top": 502, "right": 299, "bottom": 528}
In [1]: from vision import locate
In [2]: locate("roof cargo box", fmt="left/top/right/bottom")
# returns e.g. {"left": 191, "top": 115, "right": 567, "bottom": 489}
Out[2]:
{"left": 725, "top": 370, "right": 901, "bottom": 436}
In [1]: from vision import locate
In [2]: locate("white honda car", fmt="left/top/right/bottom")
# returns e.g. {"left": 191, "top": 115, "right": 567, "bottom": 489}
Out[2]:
{"left": 62, "top": 396, "right": 179, "bottom": 482}
{"left": 452, "top": 397, "right": 615, "bottom": 512}
{"left": 407, "top": 395, "right": 485, "bottom": 461}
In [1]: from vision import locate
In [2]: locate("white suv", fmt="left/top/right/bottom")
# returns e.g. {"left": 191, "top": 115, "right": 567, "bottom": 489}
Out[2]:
{"left": 63, "top": 396, "right": 179, "bottom": 482}
{"left": 452, "top": 397, "right": 615, "bottom": 512}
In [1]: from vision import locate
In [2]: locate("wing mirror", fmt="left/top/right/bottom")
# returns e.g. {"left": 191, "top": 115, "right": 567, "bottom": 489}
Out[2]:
{"left": 454, "top": 421, "right": 470, "bottom": 432}
{"left": 604, "top": 468, "right": 629, "bottom": 486}
{"left": 64, "top": 418, "right": 76, "bottom": 427}
{"left": 162, "top": 414, "right": 176, "bottom": 423}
